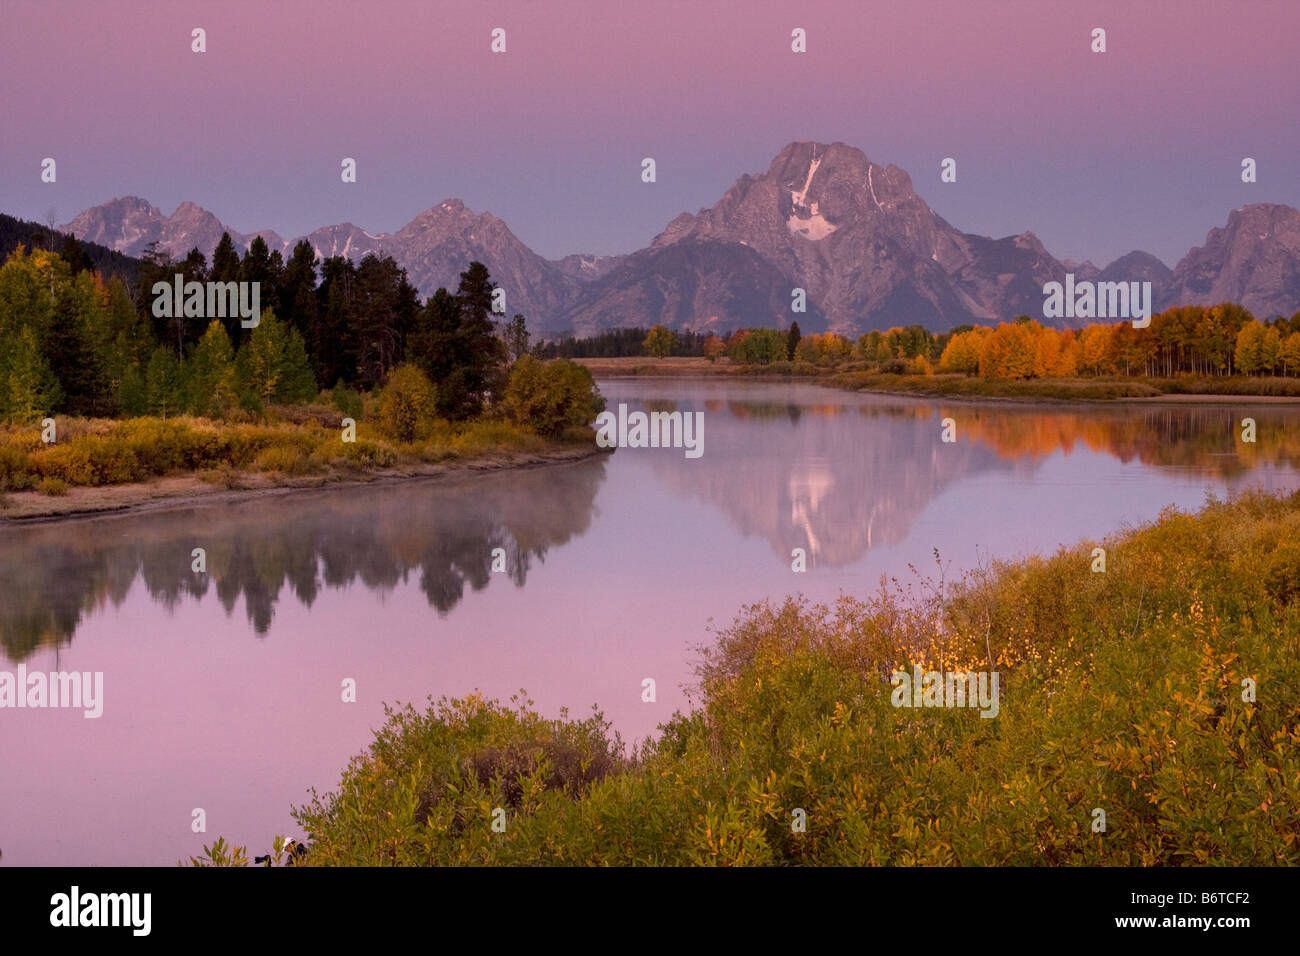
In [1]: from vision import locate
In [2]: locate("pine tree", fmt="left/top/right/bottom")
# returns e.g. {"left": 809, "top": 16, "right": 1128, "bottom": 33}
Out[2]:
{"left": 59, "top": 234, "right": 94, "bottom": 275}
{"left": 313, "top": 256, "right": 357, "bottom": 387}
{"left": 101, "top": 277, "right": 155, "bottom": 411}
{"left": 237, "top": 236, "right": 281, "bottom": 346}
{"left": 144, "top": 346, "right": 184, "bottom": 419}
{"left": 46, "top": 271, "right": 111, "bottom": 415}
{"left": 448, "top": 262, "right": 508, "bottom": 418}
{"left": 5, "top": 326, "right": 62, "bottom": 423}
{"left": 352, "top": 254, "right": 419, "bottom": 388}
{"left": 279, "top": 240, "right": 319, "bottom": 338}
{"left": 505, "top": 313, "right": 530, "bottom": 361}
{"left": 237, "top": 310, "right": 317, "bottom": 406}
{"left": 187, "top": 321, "right": 238, "bottom": 417}
{"left": 211, "top": 233, "right": 240, "bottom": 283}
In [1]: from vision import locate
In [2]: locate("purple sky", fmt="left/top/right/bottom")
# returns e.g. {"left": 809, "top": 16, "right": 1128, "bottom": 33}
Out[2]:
{"left": 2, "top": 0, "right": 1297, "bottom": 267}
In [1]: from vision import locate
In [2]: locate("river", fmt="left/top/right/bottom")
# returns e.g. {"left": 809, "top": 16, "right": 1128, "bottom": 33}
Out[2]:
{"left": 2, "top": 379, "right": 1297, "bottom": 864}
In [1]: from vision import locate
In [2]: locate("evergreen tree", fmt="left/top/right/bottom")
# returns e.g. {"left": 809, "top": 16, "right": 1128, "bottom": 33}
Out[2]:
{"left": 313, "top": 256, "right": 357, "bottom": 387}
{"left": 211, "top": 233, "right": 240, "bottom": 283}
{"left": 408, "top": 264, "right": 508, "bottom": 420}
{"left": 279, "top": 240, "right": 319, "bottom": 339}
{"left": 187, "top": 321, "right": 238, "bottom": 417}
{"left": 137, "top": 241, "right": 185, "bottom": 356}
{"left": 46, "top": 270, "right": 109, "bottom": 415}
{"left": 4, "top": 325, "right": 62, "bottom": 423}
{"left": 59, "top": 234, "right": 94, "bottom": 275}
{"left": 352, "top": 254, "right": 419, "bottom": 388}
{"left": 504, "top": 313, "right": 530, "bottom": 361}
{"left": 103, "top": 277, "right": 155, "bottom": 415}
{"left": 446, "top": 262, "right": 508, "bottom": 418}
{"left": 237, "top": 309, "right": 317, "bottom": 406}
{"left": 144, "top": 346, "right": 184, "bottom": 418}
{"left": 787, "top": 321, "right": 802, "bottom": 361}
{"left": 236, "top": 236, "right": 281, "bottom": 345}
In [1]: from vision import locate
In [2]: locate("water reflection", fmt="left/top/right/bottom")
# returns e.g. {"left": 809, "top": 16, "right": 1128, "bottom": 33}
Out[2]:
{"left": 633, "top": 388, "right": 1300, "bottom": 569}
{"left": 0, "top": 458, "right": 607, "bottom": 662}
{"left": 4, "top": 388, "right": 1296, "bottom": 659}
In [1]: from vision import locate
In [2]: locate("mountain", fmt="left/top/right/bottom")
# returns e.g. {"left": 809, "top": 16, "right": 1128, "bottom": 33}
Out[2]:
{"left": 551, "top": 253, "right": 625, "bottom": 281}
{"left": 60, "top": 197, "right": 578, "bottom": 330}
{"left": 383, "top": 199, "right": 575, "bottom": 324}
{"left": 565, "top": 142, "right": 1143, "bottom": 333}
{"left": 552, "top": 238, "right": 830, "bottom": 337}
{"left": 56, "top": 145, "right": 1300, "bottom": 335}
{"left": 1098, "top": 250, "right": 1172, "bottom": 287}
{"left": 61, "top": 197, "right": 257, "bottom": 262}
{"left": 1161, "top": 204, "right": 1300, "bottom": 318}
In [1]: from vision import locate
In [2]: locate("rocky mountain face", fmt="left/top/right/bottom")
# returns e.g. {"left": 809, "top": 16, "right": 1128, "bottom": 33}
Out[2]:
{"left": 550, "top": 253, "right": 625, "bottom": 282}
{"left": 552, "top": 238, "right": 830, "bottom": 337}
{"left": 61, "top": 197, "right": 578, "bottom": 329}
{"left": 1159, "top": 204, "right": 1300, "bottom": 319}
{"left": 386, "top": 200, "right": 576, "bottom": 324}
{"left": 62, "top": 198, "right": 240, "bottom": 262}
{"left": 59, "top": 143, "right": 1300, "bottom": 335}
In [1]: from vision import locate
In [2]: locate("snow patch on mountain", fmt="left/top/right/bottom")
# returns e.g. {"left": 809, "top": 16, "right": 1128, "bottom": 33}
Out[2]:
{"left": 786, "top": 153, "right": 837, "bottom": 240}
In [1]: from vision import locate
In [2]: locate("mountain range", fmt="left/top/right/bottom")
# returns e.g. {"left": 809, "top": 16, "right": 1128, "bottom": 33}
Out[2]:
{"left": 59, "top": 141, "right": 1300, "bottom": 335}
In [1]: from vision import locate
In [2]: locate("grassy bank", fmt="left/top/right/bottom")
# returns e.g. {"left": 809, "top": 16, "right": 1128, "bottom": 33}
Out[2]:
{"left": 829, "top": 371, "right": 1300, "bottom": 402}
{"left": 578, "top": 356, "right": 1300, "bottom": 401}
{"left": 0, "top": 411, "right": 598, "bottom": 520}
{"left": 194, "top": 488, "right": 1299, "bottom": 866}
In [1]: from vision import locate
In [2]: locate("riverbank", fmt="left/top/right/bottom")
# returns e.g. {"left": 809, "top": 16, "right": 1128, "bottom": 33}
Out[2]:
{"left": 0, "top": 414, "right": 605, "bottom": 522}
{"left": 576, "top": 357, "right": 1300, "bottom": 403}
{"left": 190, "top": 486, "right": 1299, "bottom": 866}
{"left": 826, "top": 371, "right": 1300, "bottom": 403}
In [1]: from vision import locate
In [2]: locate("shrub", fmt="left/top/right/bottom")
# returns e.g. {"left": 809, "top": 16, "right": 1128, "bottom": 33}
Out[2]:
{"left": 330, "top": 381, "right": 364, "bottom": 422}
{"left": 501, "top": 357, "right": 605, "bottom": 438}
{"left": 0, "top": 446, "right": 31, "bottom": 490}
{"left": 253, "top": 445, "right": 319, "bottom": 476}
{"left": 338, "top": 439, "right": 397, "bottom": 469}
{"left": 37, "top": 476, "right": 68, "bottom": 496}
{"left": 377, "top": 365, "right": 438, "bottom": 444}
{"left": 246, "top": 488, "right": 1300, "bottom": 867}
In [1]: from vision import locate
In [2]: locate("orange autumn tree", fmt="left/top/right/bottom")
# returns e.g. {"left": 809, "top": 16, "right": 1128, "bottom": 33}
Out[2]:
{"left": 938, "top": 327, "right": 990, "bottom": 375}
{"left": 978, "top": 320, "right": 1040, "bottom": 379}
{"left": 1076, "top": 323, "right": 1116, "bottom": 376}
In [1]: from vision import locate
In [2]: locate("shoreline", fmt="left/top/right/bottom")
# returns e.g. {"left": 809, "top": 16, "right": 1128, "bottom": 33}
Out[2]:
{"left": 815, "top": 382, "right": 1300, "bottom": 406}
{"left": 578, "top": 359, "right": 1300, "bottom": 405}
{"left": 0, "top": 443, "right": 607, "bottom": 525}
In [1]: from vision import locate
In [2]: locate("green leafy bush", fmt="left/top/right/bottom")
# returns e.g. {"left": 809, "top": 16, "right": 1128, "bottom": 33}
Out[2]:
{"left": 273, "top": 489, "right": 1300, "bottom": 866}
{"left": 501, "top": 357, "right": 605, "bottom": 438}
{"left": 376, "top": 364, "right": 438, "bottom": 444}
{"left": 330, "top": 380, "right": 364, "bottom": 421}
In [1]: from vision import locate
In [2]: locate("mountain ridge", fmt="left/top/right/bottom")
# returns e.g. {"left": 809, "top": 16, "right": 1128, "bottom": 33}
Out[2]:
{"left": 58, "top": 143, "right": 1300, "bottom": 334}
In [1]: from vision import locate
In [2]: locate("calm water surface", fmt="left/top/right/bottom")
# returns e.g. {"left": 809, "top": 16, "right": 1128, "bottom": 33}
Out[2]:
{"left": 2, "top": 380, "right": 1297, "bottom": 864}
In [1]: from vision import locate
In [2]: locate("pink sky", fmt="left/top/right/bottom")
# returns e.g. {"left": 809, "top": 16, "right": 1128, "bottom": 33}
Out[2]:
{"left": 2, "top": 0, "right": 1296, "bottom": 266}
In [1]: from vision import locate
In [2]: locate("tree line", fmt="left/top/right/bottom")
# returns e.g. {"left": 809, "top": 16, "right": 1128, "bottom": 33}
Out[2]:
{"left": 0, "top": 234, "right": 523, "bottom": 423}
{"left": 648, "top": 307, "right": 1300, "bottom": 379}
{"left": 939, "top": 306, "right": 1300, "bottom": 379}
